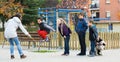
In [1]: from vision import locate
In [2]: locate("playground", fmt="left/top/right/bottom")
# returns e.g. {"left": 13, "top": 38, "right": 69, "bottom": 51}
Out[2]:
{"left": 0, "top": 8, "right": 119, "bottom": 62}
{"left": 0, "top": 0, "right": 120, "bottom": 62}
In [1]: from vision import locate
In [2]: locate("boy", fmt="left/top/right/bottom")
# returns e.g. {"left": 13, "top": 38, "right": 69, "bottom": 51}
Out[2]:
{"left": 37, "top": 17, "right": 55, "bottom": 41}
{"left": 88, "top": 20, "right": 98, "bottom": 57}
{"left": 76, "top": 13, "right": 88, "bottom": 56}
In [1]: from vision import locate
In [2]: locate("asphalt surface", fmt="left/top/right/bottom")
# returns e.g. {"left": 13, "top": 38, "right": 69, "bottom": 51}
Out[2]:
{"left": 0, "top": 45, "right": 120, "bottom": 62}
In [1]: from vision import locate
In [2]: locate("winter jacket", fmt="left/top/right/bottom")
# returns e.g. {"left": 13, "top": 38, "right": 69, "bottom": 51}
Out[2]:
{"left": 89, "top": 25, "right": 98, "bottom": 41}
{"left": 75, "top": 19, "right": 88, "bottom": 33}
{"left": 38, "top": 22, "right": 55, "bottom": 34}
{"left": 4, "top": 17, "right": 30, "bottom": 38}
{"left": 58, "top": 23, "right": 71, "bottom": 36}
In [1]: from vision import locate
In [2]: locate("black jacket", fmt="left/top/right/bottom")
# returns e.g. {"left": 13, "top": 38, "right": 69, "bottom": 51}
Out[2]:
{"left": 89, "top": 25, "right": 98, "bottom": 41}
{"left": 39, "top": 22, "right": 50, "bottom": 33}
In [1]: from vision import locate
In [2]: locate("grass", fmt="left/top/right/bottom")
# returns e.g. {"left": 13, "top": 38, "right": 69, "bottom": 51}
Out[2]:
{"left": 33, "top": 50, "right": 57, "bottom": 53}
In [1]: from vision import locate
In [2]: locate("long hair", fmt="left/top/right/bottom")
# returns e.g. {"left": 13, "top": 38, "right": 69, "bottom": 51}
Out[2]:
{"left": 14, "top": 13, "right": 21, "bottom": 19}
{"left": 57, "top": 18, "right": 69, "bottom": 35}
{"left": 57, "top": 18, "right": 68, "bottom": 27}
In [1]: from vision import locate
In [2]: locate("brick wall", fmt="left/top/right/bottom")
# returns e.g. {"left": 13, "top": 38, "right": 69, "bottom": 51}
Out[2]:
{"left": 100, "top": 0, "right": 120, "bottom": 21}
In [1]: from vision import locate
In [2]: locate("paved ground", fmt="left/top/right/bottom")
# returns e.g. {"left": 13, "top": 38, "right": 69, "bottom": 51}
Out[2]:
{"left": 0, "top": 45, "right": 120, "bottom": 62}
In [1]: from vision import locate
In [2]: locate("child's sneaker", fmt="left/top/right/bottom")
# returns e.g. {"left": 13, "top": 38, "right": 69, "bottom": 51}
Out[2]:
{"left": 11, "top": 55, "right": 15, "bottom": 59}
{"left": 45, "top": 36, "right": 49, "bottom": 42}
{"left": 20, "top": 54, "right": 27, "bottom": 59}
{"left": 88, "top": 53, "right": 95, "bottom": 57}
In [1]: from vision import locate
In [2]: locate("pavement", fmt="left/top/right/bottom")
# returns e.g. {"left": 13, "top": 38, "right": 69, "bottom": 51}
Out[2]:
{"left": 0, "top": 45, "right": 120, "bottom": 62}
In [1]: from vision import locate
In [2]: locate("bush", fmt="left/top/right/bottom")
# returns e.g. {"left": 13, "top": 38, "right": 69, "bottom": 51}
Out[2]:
{"left": 0, "top": 28, "right": 3, "bottom": 32}
{"left": 26, "top": 26, "right": 38, "bottom": 32}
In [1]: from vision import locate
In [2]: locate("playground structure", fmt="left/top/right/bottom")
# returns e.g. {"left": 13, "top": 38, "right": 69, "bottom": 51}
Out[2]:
{"left": 38, "top": 7, "right": 84, "bottom": 31}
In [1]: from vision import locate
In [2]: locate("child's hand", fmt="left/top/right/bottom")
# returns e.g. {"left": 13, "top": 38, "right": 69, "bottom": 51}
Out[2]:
{"left": 27, "top": 34, "right": 32, "bottom": 38}
{"left": 31, "top": 37, "right": 35, "bottom": 41}
{"left": 64, "top": 36, "right": 66, "bottom": 38}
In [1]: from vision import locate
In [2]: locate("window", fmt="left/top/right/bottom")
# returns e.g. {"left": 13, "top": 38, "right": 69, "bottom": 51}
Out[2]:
{"left": 106, "top": 0, "right": 110, "bottom": 3}
{"left": 106, "top": 11, "right": 111, "bottom": 18}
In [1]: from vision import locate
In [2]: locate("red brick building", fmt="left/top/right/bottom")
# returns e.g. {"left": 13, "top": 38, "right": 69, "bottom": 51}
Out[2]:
{"left": 56, "top": 0, "right": 91, "bottom": 17}
{"left": 100, "top": 0, "right": 120, "bottom": 21}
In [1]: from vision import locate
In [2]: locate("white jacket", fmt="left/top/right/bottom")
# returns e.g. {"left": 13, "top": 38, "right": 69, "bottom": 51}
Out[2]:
{"left": 4, "top": 17, "right": 30, "bottom": 39}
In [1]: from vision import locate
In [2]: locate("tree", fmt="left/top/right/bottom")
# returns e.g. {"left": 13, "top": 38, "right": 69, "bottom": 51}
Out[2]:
{"left": 45, "top": 0, "right": 59, "bottom": 7}
{"left": 21, "top": 0, "right": 46, "bottom": 25}
{"left": 0, "top": 0, "right": 23, "bottom": 30}
{"left": 0, "top": 1, "right": 23, "bottom": 18}
{"left": 21, "top": 0, "right": 59, "bottom": 25}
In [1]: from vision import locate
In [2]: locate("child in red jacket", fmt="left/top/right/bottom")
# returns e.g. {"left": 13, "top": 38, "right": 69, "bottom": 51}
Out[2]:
{"left": 37, "top": 17, "right": 55, "bottom": 41}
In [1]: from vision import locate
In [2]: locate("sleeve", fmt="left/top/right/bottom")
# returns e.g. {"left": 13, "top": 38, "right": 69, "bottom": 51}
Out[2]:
{"left": 92, "top": 26, "right": 98, "bottom": 40}
{"left": 83, "top": 20, "right": 88, "bottom": 32}
{"left": 18, "top": 22, "right": 29, "bottom": 35}
{"left": 68, "top": 27, "right": 72, "bottom": 34}
{"left": 14, "top": 17, "right": 29, "bottom": 35}
{"left": 44, "top": 24, "right": 55, "bottom": 32}
{"left": 58, "top": 27, "right": 64, "bottom": 37}
{"left": 13, "top": 17, "right": 21, "bottom": 23}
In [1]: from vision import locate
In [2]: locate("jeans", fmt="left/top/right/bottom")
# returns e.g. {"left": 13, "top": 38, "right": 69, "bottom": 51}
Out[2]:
{"left": 90, "top": 40, "right": 96, "bottom": 55}
{"left": 8, "top": 37, "right": 23, "bottom": 55}
{"left": 64, "top": 35, "right": 70, "bottom": 54}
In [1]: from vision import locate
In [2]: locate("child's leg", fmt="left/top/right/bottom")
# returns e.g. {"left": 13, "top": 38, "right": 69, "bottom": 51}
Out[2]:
{"left": 97, "top": 49, "right": 102, "bottom": 55}
{"left": 45, "top": 35, "right": 49, "bottom": 41}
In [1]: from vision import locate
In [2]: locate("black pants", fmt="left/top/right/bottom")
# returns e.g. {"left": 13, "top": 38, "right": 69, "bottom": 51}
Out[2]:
{"left": 77, "top": 32, "right": 86, "bottom": 54}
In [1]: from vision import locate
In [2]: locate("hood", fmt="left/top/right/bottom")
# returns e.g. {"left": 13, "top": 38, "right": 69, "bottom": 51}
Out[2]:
{"left": 12, "top": 17, "right": 21, "bottom": 23}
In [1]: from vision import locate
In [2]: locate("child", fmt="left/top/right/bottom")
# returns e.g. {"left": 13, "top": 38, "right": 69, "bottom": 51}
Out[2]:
{"left": 96, "top": 38, "right": 106, "bottom": 55}
{"left": 88, "top": 20, "right": 98, "bottom": 57}
{"left": 37, "top": 17, "right": 55, "bottom": 41}
{"left": 57, "top": 18, "right": 72, "bottom": 56}
{"left": 4, "top": 14, "right": 31, "bottom": 59}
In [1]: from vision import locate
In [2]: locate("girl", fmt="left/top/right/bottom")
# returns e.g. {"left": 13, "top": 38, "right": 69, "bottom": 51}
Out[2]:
{"left": 4, "top": 14, "right": 31, "bottom": 59}
{"left": 57, "top": 18, "right": 71, "bottom": 56}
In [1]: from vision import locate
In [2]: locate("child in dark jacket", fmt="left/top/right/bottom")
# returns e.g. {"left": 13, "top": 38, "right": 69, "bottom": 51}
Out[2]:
{"left": 37, "top": 17, "right": 55, "bottom": 41}
{"left": 88, "top": 20, "right": 98, "bottom": 57}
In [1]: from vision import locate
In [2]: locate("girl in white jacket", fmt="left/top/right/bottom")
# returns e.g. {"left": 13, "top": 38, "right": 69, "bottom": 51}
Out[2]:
{"left": 4, "top": 14, "right": 31, "bottom": 59}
